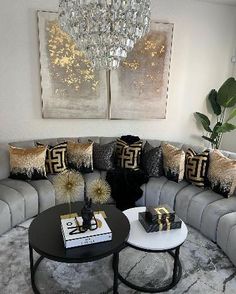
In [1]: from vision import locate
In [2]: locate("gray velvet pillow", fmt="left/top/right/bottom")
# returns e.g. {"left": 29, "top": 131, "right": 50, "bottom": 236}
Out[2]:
{"left": 142, "top": 142, "right": 163, "bottom": 177}
{"left": 93, "top": 142, "right": 116, "bottom": 171}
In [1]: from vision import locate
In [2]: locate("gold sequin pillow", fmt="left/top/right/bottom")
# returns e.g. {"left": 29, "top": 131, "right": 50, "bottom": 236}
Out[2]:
{"left": 162, "top": 143, "right": 185, "bottom": 183}
{"left": 67, "top": 141, "right": 93, "bottom": 173}
{"left": 9, "top": 145, "right": 47, "bottom": 180}
{"left": 208, "top": 150, "right": 236, "bottom": 198}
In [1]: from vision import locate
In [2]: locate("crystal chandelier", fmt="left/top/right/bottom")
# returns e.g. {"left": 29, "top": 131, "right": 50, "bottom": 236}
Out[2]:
{"left": 58, "top": 0, "right": 151, "bottom": 70}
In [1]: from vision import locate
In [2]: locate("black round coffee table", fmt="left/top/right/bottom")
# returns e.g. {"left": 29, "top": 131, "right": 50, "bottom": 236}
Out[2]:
{"left": 28, "top": 202, "right": 130, "bottom": 294}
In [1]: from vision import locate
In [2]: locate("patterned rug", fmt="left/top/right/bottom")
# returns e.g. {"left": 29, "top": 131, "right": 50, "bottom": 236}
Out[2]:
{"left": 0, "top": 219, "right": 235, "bottom": 294}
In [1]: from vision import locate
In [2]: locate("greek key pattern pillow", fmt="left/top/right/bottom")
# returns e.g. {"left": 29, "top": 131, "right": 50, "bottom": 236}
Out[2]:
{"left": 185, "top": 148, "right": 209, "bottom": 187}
{"left": 162, "top": 143, "right": 185, "bottom": 183}
{"left": 93, "top": 142, "right": 116, "bottom": 171}
{"left": 142, "top": 142, "right": 163, "bottom": 177}
{"left": 9, "top": 145, "right": 47, "bottom": 180}
{"left": 208, "top": 150, "right": 236, "bottom": 198}
{"left": 116, "top": 139, "right": 142, "bottom": 170}
{"left": 37, "top": 142, "right": 67, "bottom": 174}
{"left": 67, "top": 141, "right": 93, "bottom": 173}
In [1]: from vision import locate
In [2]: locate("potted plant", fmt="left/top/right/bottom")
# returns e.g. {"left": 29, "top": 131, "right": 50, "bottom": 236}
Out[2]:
{"left": 195, "top": 77, "right": 236, "bottom": 149}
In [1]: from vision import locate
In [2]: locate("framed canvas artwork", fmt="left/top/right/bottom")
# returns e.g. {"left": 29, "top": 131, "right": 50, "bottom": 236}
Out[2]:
{"left": 109, "top": 22, "right": 174, "bottom": 120}
{"left": 38, "top": 11, "right": 108, "bottom": 119}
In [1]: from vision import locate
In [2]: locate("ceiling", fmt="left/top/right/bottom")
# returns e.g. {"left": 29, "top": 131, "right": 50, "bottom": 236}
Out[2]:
{"left": 196, "top": 0, "right": 236, "bottom": 6}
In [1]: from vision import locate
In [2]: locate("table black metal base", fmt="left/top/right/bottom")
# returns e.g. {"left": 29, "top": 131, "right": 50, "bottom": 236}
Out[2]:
{"left": 29, "top": 244, "right": 120, "bottom": 294}
{"left": 117, "top": 245, "right": 182, "bottom": 293}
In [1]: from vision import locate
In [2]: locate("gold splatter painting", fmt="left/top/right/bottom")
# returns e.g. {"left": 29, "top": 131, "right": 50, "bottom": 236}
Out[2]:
{"left": 38, "top": 11, "right": 108, "bottom": 119}
{"left": 110, "top": 22, "right": 173, "bottom": 119}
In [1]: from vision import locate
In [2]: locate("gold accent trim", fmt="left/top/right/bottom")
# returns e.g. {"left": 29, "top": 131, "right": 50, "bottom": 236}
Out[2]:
{"left": 60, "top": 213, "right": 78, "bottom": 219}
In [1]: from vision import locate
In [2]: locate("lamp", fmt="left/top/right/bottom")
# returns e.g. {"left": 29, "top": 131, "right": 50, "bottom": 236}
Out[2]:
{"left": 58, "top": 0, "right": 151, "bottom": 70}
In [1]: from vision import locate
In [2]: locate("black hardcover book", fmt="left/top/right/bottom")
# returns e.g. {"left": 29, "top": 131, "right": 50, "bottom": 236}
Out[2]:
{"left": 145, "top": 205, "right": 175, "bottom": 223}
{"left": 139, "top": 212, "right": 182, "bottom": 233}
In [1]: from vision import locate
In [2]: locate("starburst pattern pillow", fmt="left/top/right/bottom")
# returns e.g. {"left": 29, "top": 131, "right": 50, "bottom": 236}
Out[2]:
{"left": 208, "top": 150, "right": 236, "bottom": 198}
{"left": 67, "top": 141, "right": 93, "bottom": 173}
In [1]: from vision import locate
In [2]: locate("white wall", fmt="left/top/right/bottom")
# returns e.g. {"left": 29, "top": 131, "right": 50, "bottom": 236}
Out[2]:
{"left": 221, "top": 49, "right": 236, "bottom": 152}
{"left": 0, "top": 0, "right": 236, "bottom": 148}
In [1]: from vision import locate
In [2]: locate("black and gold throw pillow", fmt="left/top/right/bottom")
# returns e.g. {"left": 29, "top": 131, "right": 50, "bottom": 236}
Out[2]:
{"left": 37, "top": 142, "right": 67, "bottom": 174}
{"left": 9, "top": 145, "right": 47, "bottom": 180}
{"left": 208, "top": 150, "right": 236, "bottom": 198}
{"left": 93, "top": 141, "right": 116, "bottom": 171}
{"left": 185, "top": 148, "right": 209, "bottom": 187}
{"left": 116, "top": 138, "right": 142, "bottom": 170}
{"left": 67, "top": 141, "right": 93, "bottom": 173}
{"left": 162, "top": 143, "right": 185, "bottom": 183}
{"left": 142, "top": 142, "right": 163, "bottom": 177}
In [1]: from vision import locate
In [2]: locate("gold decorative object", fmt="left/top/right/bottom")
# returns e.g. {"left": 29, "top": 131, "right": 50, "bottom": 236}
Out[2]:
{"left": 87, "top": 179, "right": 111, "bottom": 204}
{"left": 53, "top": 170, "right": 84, "bottom": 214}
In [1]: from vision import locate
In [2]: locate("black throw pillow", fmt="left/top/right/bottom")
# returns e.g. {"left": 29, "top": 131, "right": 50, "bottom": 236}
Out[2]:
{"left": 142, "top": 141, "right": 163, "bottom": 177}
{"left": 93, "top": 141, "right": 116, "bottom": 171}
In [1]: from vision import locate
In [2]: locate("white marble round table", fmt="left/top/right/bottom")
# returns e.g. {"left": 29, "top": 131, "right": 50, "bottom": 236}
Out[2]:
{"left": 118, "top": 206, "right": 188, "bottom": 293}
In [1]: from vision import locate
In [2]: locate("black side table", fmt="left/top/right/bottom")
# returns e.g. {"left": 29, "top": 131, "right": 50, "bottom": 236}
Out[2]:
{"left": 28, "top": 202, "right": 130, "bottom": 294}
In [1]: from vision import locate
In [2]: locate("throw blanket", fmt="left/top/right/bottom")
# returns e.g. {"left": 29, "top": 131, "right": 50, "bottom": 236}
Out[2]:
{"left": 106, "top": 168, "right": 149, "bottom": 211}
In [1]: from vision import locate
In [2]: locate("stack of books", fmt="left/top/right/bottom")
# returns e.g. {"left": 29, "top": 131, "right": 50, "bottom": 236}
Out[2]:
{"left": 60, "top": 212, "right": 112, "bottom": 248}
{"left": 139, "top": 205, "right": 182, "bottom": 233}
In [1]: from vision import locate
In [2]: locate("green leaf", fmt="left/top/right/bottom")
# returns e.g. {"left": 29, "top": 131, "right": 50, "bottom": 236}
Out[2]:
{"left": 217, "top": 123, "right": 236, "bottom": 134}
{"left": 226, "top": 108, "right": 236, "bottom": 122}
{"left": 217, "top": 77, "right": 236, "bottom": 108}
{"left": 202, "top": 136, "right": 214, "bottom": 143}
{"left": 211, "top": 122, "right": 222, "bottom": 138}
{"left": 195, "top": 112, "right": 212, "bottom": 132}
{"left": 208, "top": 89, "right": 221, "bottom": 115}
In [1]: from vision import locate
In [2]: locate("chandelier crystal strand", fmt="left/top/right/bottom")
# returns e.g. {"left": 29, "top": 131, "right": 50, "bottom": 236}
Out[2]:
{"left": 58, "top": 0, "right": 151, "bottom": 70}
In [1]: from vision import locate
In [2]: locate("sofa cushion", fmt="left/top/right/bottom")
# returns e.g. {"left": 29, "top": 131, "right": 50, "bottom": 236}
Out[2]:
{"left": 29, "top": 180, "right": 55, "bottom": 212}
{"left": 0, "top": 179, "right": 38, "bottom": 219}
{"left": 0, "top": 199, "right": 11, "bottom": 235}
{"left": 200, "top": 196, "right": 236, "bottom": 242}
{"left": 227, "top": 224, "right": 236, "bottom": 266}
{"left": 217, "top": 212, "right": 236, "bottom": 253}
{"left": 0, "top": 184, "right": 25, "bottom": 227}
{"left": 187, "top": 190, "right": 222, "bottom": 230}
{"left": 139, "top": 176, "right": 168, "bottom": 207}
{"left": 175, "top": 185, "right": 204, "bottom": 223}
{"left": 159, "top": 180, "right": 189, "bottom": 209}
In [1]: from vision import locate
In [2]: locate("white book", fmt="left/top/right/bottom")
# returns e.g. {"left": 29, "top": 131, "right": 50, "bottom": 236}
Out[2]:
{"left": 61, "top": 213, "right": 112, "bottom": 249}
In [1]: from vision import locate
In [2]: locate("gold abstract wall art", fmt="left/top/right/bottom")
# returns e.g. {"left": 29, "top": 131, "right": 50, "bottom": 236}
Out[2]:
{"left": 110, "top": 22, "right": 174, "bottom": 119}
{"left": 38, "top": 11, "right": 108, "bottom": 119}
{"left": 38, "top": 11, "right": 173, "bottom": 120}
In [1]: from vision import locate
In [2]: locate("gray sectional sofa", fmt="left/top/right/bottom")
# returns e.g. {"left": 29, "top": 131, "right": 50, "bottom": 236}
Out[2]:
{"left": 0, "top": 136, "right": 236, "bottom": 267}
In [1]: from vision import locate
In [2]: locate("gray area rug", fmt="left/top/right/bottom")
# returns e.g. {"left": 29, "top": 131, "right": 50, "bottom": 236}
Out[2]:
{"left": 0, "top": 219, "right": 235, "bottom": 294}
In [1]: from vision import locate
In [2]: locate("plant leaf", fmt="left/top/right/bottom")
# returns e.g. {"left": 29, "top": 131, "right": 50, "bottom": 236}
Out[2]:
{"left": 217, "top": 77, "right": 236, "bottom": 108}
{"left": 208, "top": 89, "right": 221, "bottom": 115}
{"left": 202, "top": 135, "right": 214, "bottom": 143}
{"left": 226, "top": 108, "right": 236, "bottom": 122}
{"left": 211, "top": 122, "right": 222, "bottom": 138}
{"left": 195, "top": 112, "right": 212, "bottom": 132}
{"left": 217, "top": 123, "right": 236, "bottom": 134}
